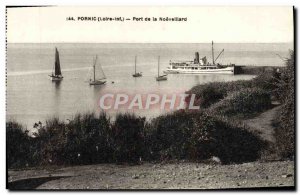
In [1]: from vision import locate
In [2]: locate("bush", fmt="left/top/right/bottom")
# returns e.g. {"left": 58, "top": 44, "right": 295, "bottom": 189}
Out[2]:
{"left": 186, "top": 80, "right": 251, "bottom": 108}
{"left": 252, "top": 71, "right": 279, "bottom": 93}
{"left": 63, "top": 113, "right": 113, "bottom": 165}
{"left": 34, "top": 113, "right": 113, "bottom": 165}
{"left": 186, "top": 84, "right": 226, "bottom": 108}
{"left": 111, "top": 113, "right": 146, "bottom": 163}
{"left": 7, "top": 109, "right": 267, "bottom": 168}
{"left": 35, "top": 117, "right": 67, "bottom": 165}
{"left": 274, "top": 102, "right": 294, "bottom": 159}
{"left": 211, "top": 118, "right": 267, "bottom": 164}
{"left": 186, "top": 70, "right": 277, "bottom": 109}
{"left": 146, "top": 111, "right": 203, "bottom": 160}
{"left": 274, "top": 50, "right": 295, "bottom": 159}
{"left": 6, "top": 122, "right": 38, "bottom": 168}
{"left": 209, "top": 87, "right": 272, "bottom": 118}
{"left": 146, "top": 110, "right": 266, "bottom": 163}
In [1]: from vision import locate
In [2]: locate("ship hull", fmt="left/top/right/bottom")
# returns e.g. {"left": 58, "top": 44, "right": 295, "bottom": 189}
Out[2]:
{"left": 156, "top": 75, "right": 167, "bottom": 81}
{"left": 49, "top": 75, "right": 63, "bottom": 81}
{"left": 89, "top": 80, "right": 106, "bottom": 85}
{"left": 132, "top": 73, "right": 142, "bottom": 77}
{"left": 164, "top": 66, "right": 234, "bottom": 75}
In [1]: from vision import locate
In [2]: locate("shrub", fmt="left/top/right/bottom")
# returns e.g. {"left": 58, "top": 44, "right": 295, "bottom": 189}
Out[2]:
{"left": 273, "top": 50, "right": 295, "bottom": 159}
{"left": 6, "top": 122, "right": 37, "bottom": 168}
{"left": 209, "top": 87, "right": 272, "bottom": 118}
{"left": 63, "top": 112, "right": 113, "bottom": 165}
{"left": 251, "top": 70, "right": 279, "bottom": 93}
{"left": 186, "top": 80, "right": 251, "bottom": 108}
{"left": 186, "top": 84, "right": 226, "bottom": 108}
{"left": 186, "top": 70, "right": 277, "bottom": 109}
{"left": 35, "top": 113, "right": 113, "bottom": 165}
{"left": 35, "top": 117, "right": 67, "bottom": 165}
{"left": 274, "top": 102, "right": 294, "bottom": 159}
{"left": 146, "top": 110, "right": 266, "bottom": 163}
{"left": 146, "top": 111, "right": 203, "bottom": 160}
{"left": 211, "top": 118, "right": 267, "bottom": 164}
{"left": 111, "top": 113, "right": 146, "bottom": 163}
{"left": 7, "top": 109, "right": 267, "bottom": 168}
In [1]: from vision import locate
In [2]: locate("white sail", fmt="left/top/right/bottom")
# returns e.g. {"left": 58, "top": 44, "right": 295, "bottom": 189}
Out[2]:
{"left": 98, "top": 63, "right": 106, "bottom": 80}
{"left": 93, "top": 56, "right": 106, "bottom": 80}
{"left": 89, "top": 55, "right": 107, "bottom": 85}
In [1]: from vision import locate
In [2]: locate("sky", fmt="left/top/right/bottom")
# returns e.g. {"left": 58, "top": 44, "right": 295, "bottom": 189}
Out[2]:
{"left": 6, "top": 6, "right": 294, "bottom": 43}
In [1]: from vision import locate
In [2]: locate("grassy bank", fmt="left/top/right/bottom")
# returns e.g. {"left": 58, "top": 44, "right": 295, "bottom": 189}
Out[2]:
{"left": 272, "top": 51, "right": 295, "bottom": 159}
{"left": 186, "top": 50, "right": 295, "bottom": 158}
{"left": 7, "top": 51, "right": 294, "bottom": 169}
{"left": 7, "top": 110, "right": 266, "bottom": 169}
{"left": 186, "top": 71, "right": 277, "bottom": 112}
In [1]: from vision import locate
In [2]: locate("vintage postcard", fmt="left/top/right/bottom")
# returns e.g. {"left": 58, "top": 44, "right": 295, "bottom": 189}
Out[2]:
{"left": 6, "top": 6, "right": 294, "bottom": 190}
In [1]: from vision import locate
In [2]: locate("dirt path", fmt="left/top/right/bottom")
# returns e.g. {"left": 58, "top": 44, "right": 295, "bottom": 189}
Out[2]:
{"left": 8, "top": 161, "right": 294, "bottom": 190}
{"left": 243, "top": 105, "right": 282, "bottom": 143}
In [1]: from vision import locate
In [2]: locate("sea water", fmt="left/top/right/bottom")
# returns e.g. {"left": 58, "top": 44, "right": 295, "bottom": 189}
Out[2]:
{"left": 6, "top": 43, "right": 293, "bottom": 128}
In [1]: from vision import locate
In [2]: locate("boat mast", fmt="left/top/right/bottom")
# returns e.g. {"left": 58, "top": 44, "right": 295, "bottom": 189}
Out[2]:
{"left": 93, "top": 65, "right": 95, "bottom": 82}
{"left": 135, "top": 56, "right": 137, "bottom": 74}
{"left": 158, "top": 56, "right": 160, "bottom": 77}
{"left": 93, "top": 56, "right": 97, "bottom": 82}
{"left": 212, "top": 41, "right": 215, "bottom": 65}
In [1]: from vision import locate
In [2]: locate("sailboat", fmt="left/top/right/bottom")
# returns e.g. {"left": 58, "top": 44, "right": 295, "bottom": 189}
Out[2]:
{"left": 132, "top": 56, "right": 142, "bottom": 77}
{"left": 156, "top": 56, "right": 167, "bottom": 81}
{"left": 89, "top": 55, "right": 107, "bottom": 85}
{"left": 49, "top": 48, "right": 63, "bottom": 81}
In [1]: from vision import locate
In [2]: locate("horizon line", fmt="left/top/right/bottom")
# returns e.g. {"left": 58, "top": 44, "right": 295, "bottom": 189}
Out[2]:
{"left": 6, "top": 41, "right": 294, "bottom": 44}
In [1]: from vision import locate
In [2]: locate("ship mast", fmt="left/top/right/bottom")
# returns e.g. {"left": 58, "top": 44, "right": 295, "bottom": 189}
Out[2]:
{"left": 135, "top": 56, "right": 137, "bottom": 74}
{"left": 212, "top": 41, "right": 215, "bottom": 65}
{"left": 158, "top": 56, "right": 160, "bottom": 77}
{"left": 93, "top": 56, "right": 97, "bottom": 82}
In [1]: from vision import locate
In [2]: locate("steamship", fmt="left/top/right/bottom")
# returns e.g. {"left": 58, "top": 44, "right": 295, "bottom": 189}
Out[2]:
{"left": 164, "top": 41, "right": 235, "bottom": 75}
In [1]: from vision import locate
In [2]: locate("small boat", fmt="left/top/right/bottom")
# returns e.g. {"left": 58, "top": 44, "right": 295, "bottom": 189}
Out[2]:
{"left": 89, "top": 55, "right": 106, "bottom": 85}
{"left": 163, "top": 41, "right": 235, "bottom": 75}
{"left": 132, "top": 56, "right": 142, "bottom": 77}
{"left": 156, "top": 56, "right": 167, "bottom": 81}
{"left": 49, "top": 48, "right": 63, "bottom": 81}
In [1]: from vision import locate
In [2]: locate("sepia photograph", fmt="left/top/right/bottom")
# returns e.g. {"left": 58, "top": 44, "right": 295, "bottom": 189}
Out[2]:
{"left": 6, "top": 6, "right": 295, "bottom": 190}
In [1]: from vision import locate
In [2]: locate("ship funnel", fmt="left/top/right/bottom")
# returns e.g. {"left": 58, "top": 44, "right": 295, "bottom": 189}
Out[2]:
{"left": 194, "top": 52, "right": 200, "bottom": 64}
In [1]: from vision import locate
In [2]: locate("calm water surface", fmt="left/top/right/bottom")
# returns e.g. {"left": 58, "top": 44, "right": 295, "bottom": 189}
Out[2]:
{"left": 7, "top": 43, "right": 292, "bottom": 128}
